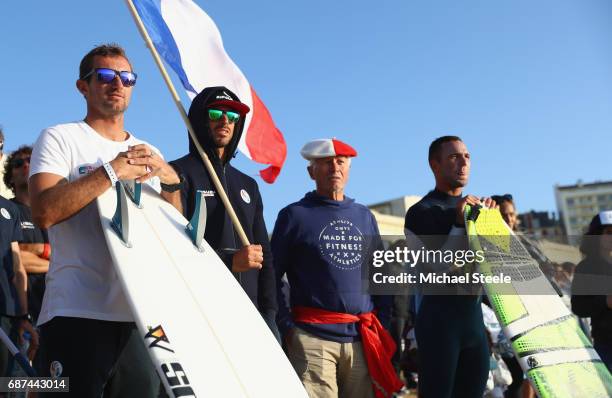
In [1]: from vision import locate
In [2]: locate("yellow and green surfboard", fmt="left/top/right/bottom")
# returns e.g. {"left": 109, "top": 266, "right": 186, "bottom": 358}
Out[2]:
{"left": 466, "top": 206, "right": 612, "bottom": 398}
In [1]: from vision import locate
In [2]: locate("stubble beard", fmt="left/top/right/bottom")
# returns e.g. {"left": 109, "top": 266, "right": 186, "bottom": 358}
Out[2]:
{"left": 448, "top": 177, "right": 468, "bottom": 189}
{"left": 101, "top": 99, "right": 128, "bottom": 116}
{"left": 211, "top": 134, "right": 231, "bottom": 149}
{"left": 209, "top": 126, "right": 232, "bottom": 149}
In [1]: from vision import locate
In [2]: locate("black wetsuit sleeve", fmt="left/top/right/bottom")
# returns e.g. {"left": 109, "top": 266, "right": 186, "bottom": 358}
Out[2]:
{"left": 404, "top": 203, "right": 456, "bottom": 237}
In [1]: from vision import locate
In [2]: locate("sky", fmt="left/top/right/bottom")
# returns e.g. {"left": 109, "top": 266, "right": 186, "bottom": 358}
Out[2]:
{"left": 1, "top": 0, "right": 611, "bottom": 229}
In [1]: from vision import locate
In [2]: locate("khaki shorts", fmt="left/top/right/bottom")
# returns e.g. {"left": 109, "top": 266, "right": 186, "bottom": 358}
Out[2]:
{"left": 286, "top": 328, "right": 374, "bottom": 398}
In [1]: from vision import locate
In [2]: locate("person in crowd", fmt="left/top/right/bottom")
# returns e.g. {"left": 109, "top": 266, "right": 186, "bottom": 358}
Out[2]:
{"left": 405, "top": 135, "right": 494, "bottom": 398}
{"left": 571, "top": 210, "right": 612, "bottom": 372}
{"left": 482, "top": 303, "right": 513, "bottom": 398}
{"left": 169, "top": 86, "right": 279, "bottom": 340}
{"left": 273, "top": 138, "right": 401, "bottom": 398}
{"left": 0, "top": 194, "right": 37, "bottom": 377}
{"left": 0, "top": 128, "right": 14, "bottom": 199}
{"left": 29, "top": 43, "right": 181, "bottom": 396}
{"left": 493, "top": 194, "right": 552, "bottom": 265}
{"left": 4, "top": 145, "right": 48, "bottom": 325}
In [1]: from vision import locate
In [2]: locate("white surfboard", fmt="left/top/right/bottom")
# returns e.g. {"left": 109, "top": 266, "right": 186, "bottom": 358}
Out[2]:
{"left": 97, "top": 181, "right": 307, "bottom": 398}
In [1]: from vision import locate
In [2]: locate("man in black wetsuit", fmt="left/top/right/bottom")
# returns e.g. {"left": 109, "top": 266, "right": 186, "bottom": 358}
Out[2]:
{"left": 404, "top": 135, "right": 495, "bottom": 398}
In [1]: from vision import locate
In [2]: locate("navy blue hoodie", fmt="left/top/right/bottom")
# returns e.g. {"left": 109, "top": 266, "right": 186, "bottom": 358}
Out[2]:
{"left": 170, "top": 87, "right": 277, "bottom": 318}
{"left": 0, "top": 197, "right": 22, "bottom": 316}
{"left": 272, "top": 191, "right": 390, "bottom": 343}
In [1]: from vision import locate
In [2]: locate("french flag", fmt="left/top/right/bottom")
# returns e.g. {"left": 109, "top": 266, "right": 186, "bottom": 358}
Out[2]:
{"left": 132, "top": 0, "right": 286, "bottom": 183}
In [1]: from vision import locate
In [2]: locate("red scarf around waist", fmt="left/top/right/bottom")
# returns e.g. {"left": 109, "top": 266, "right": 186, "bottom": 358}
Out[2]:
{"left": 292, "top": 306, "right": 404, "bottom": 398}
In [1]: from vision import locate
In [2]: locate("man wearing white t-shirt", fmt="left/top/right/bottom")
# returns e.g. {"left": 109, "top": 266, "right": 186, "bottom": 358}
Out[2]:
{"left": 29, "top": 44, "right": 182, "bottom": 396}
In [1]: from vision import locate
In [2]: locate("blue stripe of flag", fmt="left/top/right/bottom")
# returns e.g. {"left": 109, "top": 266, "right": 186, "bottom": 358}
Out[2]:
{"left": 132, "top": 0, "right": 197, "bottom": 95}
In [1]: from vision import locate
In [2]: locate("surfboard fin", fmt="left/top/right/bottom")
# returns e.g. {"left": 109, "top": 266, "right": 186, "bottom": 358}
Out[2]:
{"left": 122, "top": 180, "right": 142, "bottom": 208}
{"left": 111, "top": 181, "right": 132, "bottom": 247}
{"left": 186, "top": 190, "right": 207, "bottom": 251}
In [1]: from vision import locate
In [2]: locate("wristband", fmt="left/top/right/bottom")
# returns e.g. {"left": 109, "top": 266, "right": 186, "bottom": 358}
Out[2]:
{"left": 40, "top": 243, "right": 51, "bottom": 260}
{"left": 161, "top": 174, "right": 184, "bottom": 193}
{"left": 103, "top": 162, "right": 119, "bottom": 185}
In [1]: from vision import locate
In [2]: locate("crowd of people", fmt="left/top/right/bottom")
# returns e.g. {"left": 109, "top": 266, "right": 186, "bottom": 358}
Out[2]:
{"left": 0, "top": 42, "right": 609, "bottom": 398}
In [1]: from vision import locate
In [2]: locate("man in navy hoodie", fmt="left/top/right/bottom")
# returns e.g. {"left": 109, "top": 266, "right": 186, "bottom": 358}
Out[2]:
{"left": 273, "top": 139, "right": 402, "bottom": 398}
{"left": 170, "top": 86, "right": 278, "bottom": 339}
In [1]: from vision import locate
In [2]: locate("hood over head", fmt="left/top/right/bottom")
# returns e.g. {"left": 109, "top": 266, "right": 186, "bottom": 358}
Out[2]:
{"left": 187, "top": 86, "right": 250, "bottom": 165}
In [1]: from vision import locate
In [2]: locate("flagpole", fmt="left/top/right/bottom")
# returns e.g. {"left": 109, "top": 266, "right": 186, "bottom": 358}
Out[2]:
{"left": 124, "top": 0, "right": 250, "bottom": 246}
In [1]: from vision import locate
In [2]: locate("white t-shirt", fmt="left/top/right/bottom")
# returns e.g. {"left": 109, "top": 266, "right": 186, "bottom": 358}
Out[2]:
{"left": 30, "top": 121, "right": 161, "bottom": 325}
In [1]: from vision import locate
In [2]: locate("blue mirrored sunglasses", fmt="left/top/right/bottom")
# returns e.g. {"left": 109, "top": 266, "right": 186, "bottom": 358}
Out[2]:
{"left": 82, "top": 68, "right": 137, "bottom": 87}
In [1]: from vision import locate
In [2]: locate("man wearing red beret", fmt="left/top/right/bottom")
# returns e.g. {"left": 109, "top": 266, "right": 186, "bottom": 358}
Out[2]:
{"left": 272, "top": 138, "right": 402, "bottom": 398}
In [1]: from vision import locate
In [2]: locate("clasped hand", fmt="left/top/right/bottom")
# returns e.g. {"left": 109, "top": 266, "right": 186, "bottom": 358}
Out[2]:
{"left": 110, "top": 144, "right": 180, "bottom": 185}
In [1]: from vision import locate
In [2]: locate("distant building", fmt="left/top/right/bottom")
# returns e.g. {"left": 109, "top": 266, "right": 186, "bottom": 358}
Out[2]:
{"left": 368, "top": 195, "right": 422, "bottom": 218}
{"left": 518, "top": 210, "right": 563, "bottom": 242}
{"left": 368, "top": 196, "right": 422, "bottom": 246}
{"left": 538, "top": 240, "right": 582, "bottom": 265}
{"left": 555, "top": 180, "right": 612, "bottom": 243}
{"left": 369, "top": 210, "right": 405, "bottom": 237}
